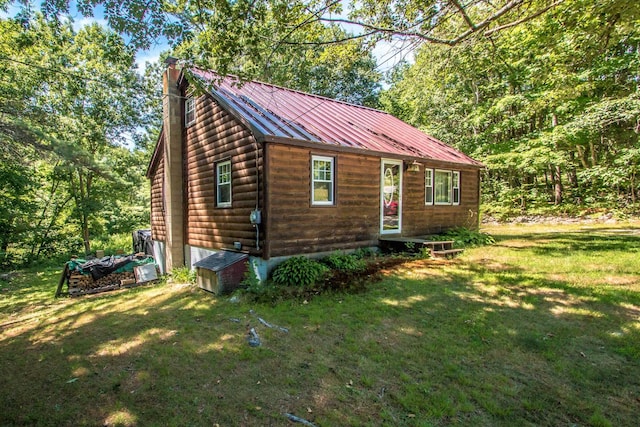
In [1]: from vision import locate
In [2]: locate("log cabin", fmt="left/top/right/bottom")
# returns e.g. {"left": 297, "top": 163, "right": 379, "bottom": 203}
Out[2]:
{"left": 146, "top": 59, "right": 484, "bottom": 286}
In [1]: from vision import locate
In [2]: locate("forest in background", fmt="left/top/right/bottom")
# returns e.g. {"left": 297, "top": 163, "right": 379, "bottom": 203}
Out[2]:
{"left": 1, "top": 0, "right": 638, "bottom": 269}
{"left": 381, "top": 0, "right": 640, "bottom": 218}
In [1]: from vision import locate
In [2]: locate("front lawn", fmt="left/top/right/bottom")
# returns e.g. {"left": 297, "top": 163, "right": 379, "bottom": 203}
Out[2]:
{"left": 1, "top": 223, "right": 639, "bottom": 426}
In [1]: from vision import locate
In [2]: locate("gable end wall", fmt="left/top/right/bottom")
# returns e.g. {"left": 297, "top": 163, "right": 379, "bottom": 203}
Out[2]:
{"left": 184, "top": 95, "right": 263, "bottom": 253}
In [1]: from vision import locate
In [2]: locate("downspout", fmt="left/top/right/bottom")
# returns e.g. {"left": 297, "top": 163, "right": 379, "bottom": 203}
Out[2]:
{"left": 255, "top": 140, "right": 260, "bottom": 250}
{"left": 263, "top": 142, "right": 271, "bottom": 260}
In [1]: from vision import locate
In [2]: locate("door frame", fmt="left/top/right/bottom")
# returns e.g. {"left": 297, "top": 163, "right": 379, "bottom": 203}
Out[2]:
{"left": 380, "top": 159, "right": 402, "bottom": 235}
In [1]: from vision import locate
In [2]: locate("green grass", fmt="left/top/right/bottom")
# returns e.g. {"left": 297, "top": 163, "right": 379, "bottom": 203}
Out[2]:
{"left": 1, "top": 222, "right": 640, "bottom": 426}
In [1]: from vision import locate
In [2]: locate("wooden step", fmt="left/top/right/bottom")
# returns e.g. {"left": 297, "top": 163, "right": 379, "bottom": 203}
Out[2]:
{"left": 421, "top": 240, "right": 455, "bottom": 250}
{"left": 379, "top": 237, "right": 457, "bottom": 253}
{"left": 431, "top": 248, "right": 464, "bottom": 258}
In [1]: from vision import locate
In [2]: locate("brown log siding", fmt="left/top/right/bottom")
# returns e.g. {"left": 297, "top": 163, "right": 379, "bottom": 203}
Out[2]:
{"left": 184, "top": 96, "right": 262, "bottom": 252}
{"left": 150, "top": 147, "right": 166, "bottom": 241}
{"left": 402, "top": 164, "right": 480, "bottom": 235}
{"left": 266, "top": 144, "right": 380, "bottom": 257}
{"left": 265, "top": 145, "right": 481, "bottom": 257}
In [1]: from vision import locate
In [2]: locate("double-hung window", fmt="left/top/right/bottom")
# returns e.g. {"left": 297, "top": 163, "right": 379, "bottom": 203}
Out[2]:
{"left": 216, "top": 160, "right": 232, "bottom": 207}
{"left": 433, "top": 170, "right": 460, "bottom": 205}
{"left": 185, "top": 96, "right": 196, "bottom": 127}
{"left": 425, "top": 169, "right": 434, "bottom": 205}
{"left": 311, "top": 155, "right": 334, "bottom": 205}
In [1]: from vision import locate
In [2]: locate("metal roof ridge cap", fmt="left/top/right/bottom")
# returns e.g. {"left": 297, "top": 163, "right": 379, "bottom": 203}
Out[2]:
{"left": 190, "top": 68, "right": 242, "bottom": 87}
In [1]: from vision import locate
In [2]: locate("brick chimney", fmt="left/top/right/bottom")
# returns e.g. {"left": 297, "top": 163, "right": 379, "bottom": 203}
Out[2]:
{"left": 162, "top": 57, "right": 185, "bottom": 271}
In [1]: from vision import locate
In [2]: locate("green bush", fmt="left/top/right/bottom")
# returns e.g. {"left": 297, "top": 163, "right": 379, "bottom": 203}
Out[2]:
{"left": 0, "top": 251, "right": 16, "bottom": 271}
{"left": 353, "top": 247, "right": 376, "bottom": 259}
{"left": 271, "top": 256, "right": 329, "bottom": 288}
{"left": 241, "top": 263, "right": 262, "bottom": 293}
{"left": 438, "top": 227, "right": 495, "bottom": 248}
{"left": 92, "top": 233, "right": 133, "bottom": 256}
{"left": 320, "top": 252, "right": 367, "bottom": 273}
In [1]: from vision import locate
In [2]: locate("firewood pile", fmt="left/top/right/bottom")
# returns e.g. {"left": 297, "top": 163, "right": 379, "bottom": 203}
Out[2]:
{"left": 68, "top": 271, "right": 136, "bottom": 296}
{"left": 54, "top": 253, "right": 158, "bottom": 298}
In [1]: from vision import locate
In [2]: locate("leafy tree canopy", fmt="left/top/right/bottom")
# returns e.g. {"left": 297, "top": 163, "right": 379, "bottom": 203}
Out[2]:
{"left": 0, "top": 16, "right": 152, "bottom": 262}
{"left": 4, "top": 0, "right": 565, "bottom": 80}
{"left": 381, "top": 0, "right": 640, "bottom": 211}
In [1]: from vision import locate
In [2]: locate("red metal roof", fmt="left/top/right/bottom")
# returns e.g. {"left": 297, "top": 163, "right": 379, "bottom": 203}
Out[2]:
{"left": 190, "top": 68, "right": 482, "bottom": 167}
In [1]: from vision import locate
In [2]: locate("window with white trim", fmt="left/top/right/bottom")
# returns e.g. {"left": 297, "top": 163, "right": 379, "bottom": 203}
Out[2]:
{"left": 311, "top": 155, "right": 334, "bottom": 205}
{"left": 185, "top": 96, "right": 196, "bottom": 127}
{"left": 433, "top": 170, "right": 461, "bottom": 205}
{"left": 452, "top": 171, "right": 460, "bottom": 205}
{"left": 425, "top": 169, "right": 433, "bottom": 205}
{"left": 216, "top": 160, "right": 232, "bottom": 207}
{"left": 434, "top": 170, "right": 453, "bottom": 205}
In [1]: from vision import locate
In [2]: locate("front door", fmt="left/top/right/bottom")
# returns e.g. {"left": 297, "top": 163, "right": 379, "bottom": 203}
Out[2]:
{"left": 381, "top": 159, "right": 402, "bottom": 234}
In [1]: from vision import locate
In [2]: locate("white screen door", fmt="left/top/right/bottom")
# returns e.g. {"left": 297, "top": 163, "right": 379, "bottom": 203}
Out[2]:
{"left": 381, "top": 159, "right": 402, "bottom": 234}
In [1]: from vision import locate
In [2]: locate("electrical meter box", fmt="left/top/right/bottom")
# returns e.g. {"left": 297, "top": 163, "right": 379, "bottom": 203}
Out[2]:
{"left": 250, "top": 209, "right": 262, "bottom": 224}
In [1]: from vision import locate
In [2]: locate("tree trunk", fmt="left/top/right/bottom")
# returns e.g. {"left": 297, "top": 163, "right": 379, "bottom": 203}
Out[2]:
{"left": 69, "top": 169, "right": 93, "bottom": 255}
{"left": 544, "top": 169, "right": 550, "bottom": 193}
{"left": 576, "top": 145, "right": 589, "bottom": 169}
{"left": 82, "top": 218, "right": 91, "bottom": 255}
{"left": 554, "top": 165, "right": 563, "bottom": 205}
{"left": 78, "top": 171, "right": 93, "bottom": 255}
{"left": 551, "top": 114, "right": 563, "bottom": 205}
{"left": 36, "top": 195, "right": 72, "bottom": 257}
{"left": 30, "top": 173, "right": 61, "bottom": 258}
{"left": 567, "top": 151, "right": 580, "bottom": 203}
